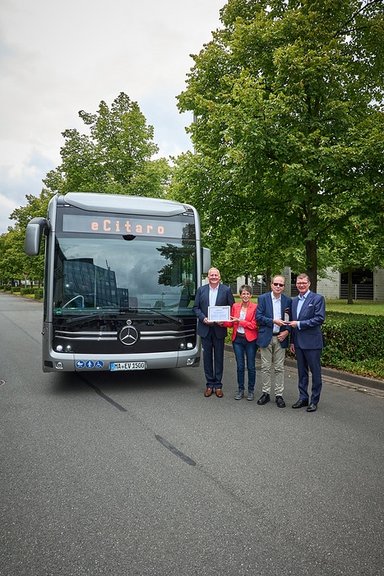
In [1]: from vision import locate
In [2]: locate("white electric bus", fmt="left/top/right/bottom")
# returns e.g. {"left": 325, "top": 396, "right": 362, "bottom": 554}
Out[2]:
{"left": 25, "top": 192, "right": 210, "bottom": 372}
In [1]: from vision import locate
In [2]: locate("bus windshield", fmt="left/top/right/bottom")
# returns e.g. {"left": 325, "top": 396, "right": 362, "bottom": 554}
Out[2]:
{"left": 53, "top": 235, "right": 196, "bottom": 316}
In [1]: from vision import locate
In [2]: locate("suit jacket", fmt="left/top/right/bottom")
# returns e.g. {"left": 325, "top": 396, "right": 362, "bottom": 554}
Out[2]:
{"left": 291, "top": 291, "right": 325, "bottom": 349}
{"left": 224, "top": 302, "right": 258, "bottom": 342}
{"left": 256, "top": 292, "right": 292, "bottom": 348}
{"left": 193, "top": 283, "right": 234, "bottom": 339}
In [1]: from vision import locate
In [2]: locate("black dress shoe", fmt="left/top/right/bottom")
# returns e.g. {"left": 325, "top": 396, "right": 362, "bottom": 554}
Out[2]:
{"left": 292, "top": 399, "right": 309, "bottom": 409}
{"left": 257, "top": 393, "right": 270, "bottom": 405}
{"left": 275, "top": 395, "right": 286, "bottom": 408}
{"left": 306, "top": 403, "right": 317, "bottom": 412}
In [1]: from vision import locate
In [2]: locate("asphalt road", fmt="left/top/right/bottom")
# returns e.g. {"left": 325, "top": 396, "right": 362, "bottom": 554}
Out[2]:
{"left": 1, "top": 293, "right": 383, "bottom": 576}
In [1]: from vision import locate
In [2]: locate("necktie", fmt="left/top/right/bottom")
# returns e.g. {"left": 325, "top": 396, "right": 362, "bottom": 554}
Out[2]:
{"left": 297, "top": 295, "right": 305, "bottom": 317}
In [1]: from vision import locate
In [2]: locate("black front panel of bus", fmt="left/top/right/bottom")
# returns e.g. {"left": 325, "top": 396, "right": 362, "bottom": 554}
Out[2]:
{"left": 52, "top": 314, "right": 197, "bottom": 355}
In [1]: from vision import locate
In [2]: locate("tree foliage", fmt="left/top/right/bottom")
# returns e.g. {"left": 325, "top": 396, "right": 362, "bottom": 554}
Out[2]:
{"left": 172, "top": 0, "right": 384, "bottom": 288}
{"left": 1, "top": 93, "right": 171, "bottom": 284}
{"left": 45, "top": 92, "right": 171, "bottom": 197}
{"left": 0, "top": 191, "right": 51, "bottom": 284}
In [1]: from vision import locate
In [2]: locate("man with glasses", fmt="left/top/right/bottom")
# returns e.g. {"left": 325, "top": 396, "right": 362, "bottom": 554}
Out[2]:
{"left": 256, "top": 275, "right": 292, "bottom": 408}
{"left": 288, "top": 273, "right": 326, "bottom": 412}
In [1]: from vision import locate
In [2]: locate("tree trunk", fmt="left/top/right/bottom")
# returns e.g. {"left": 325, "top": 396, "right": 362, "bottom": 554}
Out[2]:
{"left": 305, "top": 239, "right": 318, "bottom": 292}
{"left": 265, "top": 268, "right": 271, "bottom": 294}
{"left": 347, "top": 268, "right": 354, "bottom": 304}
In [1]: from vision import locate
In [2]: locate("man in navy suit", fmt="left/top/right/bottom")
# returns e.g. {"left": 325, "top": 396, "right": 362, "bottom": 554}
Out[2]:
{"left": 289, "top": 273, "right": 326, "bottom": 412}
{"left": 193, "top": 267, "right": 234, "bottom": 397}
{"left": 256, "top": 275, "right": 292, "bottom": 408}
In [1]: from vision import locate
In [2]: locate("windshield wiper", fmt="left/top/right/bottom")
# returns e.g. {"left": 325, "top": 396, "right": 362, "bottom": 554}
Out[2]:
{"left": 121, "top": 307, "right": 182, "bottom": 325}
{"left": 58, "top": 312, "right": 106, "bottom": 327}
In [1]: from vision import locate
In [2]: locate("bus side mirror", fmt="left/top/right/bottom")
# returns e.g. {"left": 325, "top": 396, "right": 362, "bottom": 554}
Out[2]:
{"left": 202, "top": 247, "right": 211, "bottom": 274}
{"left": 25, "top": 218, "right": 48, "bottom": 256}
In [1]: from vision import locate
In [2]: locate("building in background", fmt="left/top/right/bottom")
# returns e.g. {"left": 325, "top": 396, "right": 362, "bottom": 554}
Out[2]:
{"left": 233, "top": 268, "right": 384, "bottom": 301}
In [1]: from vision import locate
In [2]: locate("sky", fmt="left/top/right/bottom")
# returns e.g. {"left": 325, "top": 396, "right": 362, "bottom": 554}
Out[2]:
{"left": 0, "top": 0, "right": 225, "bottom": 233}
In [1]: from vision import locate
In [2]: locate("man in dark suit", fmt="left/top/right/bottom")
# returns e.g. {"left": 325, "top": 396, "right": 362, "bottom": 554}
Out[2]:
{"left": 256, "top": 275, "right": 292, "bottom": 408}
{"left": 193, "top": 267, "right": 234, "bottom": 397}
{"left": 289, "top": 273, "right": 326, "bottom": 412}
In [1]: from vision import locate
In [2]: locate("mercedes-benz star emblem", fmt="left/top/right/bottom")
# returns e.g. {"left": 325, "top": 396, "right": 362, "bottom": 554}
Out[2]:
{"left": 119, "top": 325, "right": 139, "bottom": 346}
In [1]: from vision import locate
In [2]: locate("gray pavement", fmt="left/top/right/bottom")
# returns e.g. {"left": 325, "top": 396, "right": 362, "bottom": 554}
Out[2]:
{"left": 1, "top": 293, "right": 384, "bottom": 576}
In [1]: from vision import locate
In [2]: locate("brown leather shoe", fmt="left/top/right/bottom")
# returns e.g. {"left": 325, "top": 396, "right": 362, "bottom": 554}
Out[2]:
{"left": 215, "top": 388, "right": 224, "bottom": 398}
{"left": 204, "top": 387, "right": 213, "bottom": 397}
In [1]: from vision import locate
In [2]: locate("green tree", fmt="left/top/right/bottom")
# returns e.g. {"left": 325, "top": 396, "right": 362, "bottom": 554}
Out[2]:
{"left": 173, "top": 0, "right": 384, "bottom": 290}
{"left": 1, "top": 191, "right": 51, "bottom": 285}
{"left": 45, "top": 92, "right": 170, "bottom": 197}
{"left": 3, "top": 93, "right": 171, "bottom": 283}
{"left": 0, "top": 229, "right": 30, "bottom": 286}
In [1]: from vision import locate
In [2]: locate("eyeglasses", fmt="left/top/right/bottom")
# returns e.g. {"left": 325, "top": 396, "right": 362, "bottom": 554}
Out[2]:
{"left": 272, "top": 283, "right": 285, "bottom": 287}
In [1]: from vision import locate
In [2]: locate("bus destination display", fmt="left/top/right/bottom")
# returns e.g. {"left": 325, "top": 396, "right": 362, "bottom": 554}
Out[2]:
{"left": 62, "top": 214, "right": 192, "bottom": 238}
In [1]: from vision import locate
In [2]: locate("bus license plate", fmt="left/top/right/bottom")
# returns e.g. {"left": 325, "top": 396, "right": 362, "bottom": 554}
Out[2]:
{"left": 110, "top": 361, "right": 146, "bottom": 371}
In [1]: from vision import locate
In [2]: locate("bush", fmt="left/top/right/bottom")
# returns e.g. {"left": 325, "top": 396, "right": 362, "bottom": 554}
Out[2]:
{"left": 322, "top": 312, "right": 384, "bottom": 378}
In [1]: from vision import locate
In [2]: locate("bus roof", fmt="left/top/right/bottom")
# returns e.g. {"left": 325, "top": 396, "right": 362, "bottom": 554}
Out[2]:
{"left": 58, "top": 193, "right": 192, "bottom": 217}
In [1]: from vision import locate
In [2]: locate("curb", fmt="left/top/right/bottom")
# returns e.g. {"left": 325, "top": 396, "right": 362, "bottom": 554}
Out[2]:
{"left": 224, "top": 344, "right": 384, "bottom": 394}
{"left": 284, "top": 359, "right": 384, "bottom": 398}
{"left": 285, "top": 357, "right": 384, "bottom": 392}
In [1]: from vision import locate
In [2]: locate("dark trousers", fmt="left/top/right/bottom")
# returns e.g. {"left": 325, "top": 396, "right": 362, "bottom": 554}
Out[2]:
{"left": 296, "top": 347, "right": 323, "bottom": 405}
{"left": 201, "top": 329, "right": 225, "bottom": 388}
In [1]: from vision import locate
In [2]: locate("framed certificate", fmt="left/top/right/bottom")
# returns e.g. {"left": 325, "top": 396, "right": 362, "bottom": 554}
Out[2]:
{"left": 208, "top": 305, "right": 230, "bottom": 322}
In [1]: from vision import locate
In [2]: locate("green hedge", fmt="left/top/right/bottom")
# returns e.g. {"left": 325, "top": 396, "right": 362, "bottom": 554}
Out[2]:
{"left": 13, "top": 286, "right": 43, "bottom": 299}
{"left": 1, "top": 285, "right": 43, "bottom": 299}
{"left": 321, "top": 312, "right": 384, "bottom": 379}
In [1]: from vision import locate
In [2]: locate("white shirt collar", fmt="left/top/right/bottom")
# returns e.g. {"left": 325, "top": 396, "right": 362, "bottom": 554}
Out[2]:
{"left": 299, "top": 290, "right": 310, "bottom": 300}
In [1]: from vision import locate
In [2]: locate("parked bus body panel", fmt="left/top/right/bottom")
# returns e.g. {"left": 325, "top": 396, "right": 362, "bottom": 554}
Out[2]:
{"left": 25, "top": 193, "right": 210, "bottom": 373}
